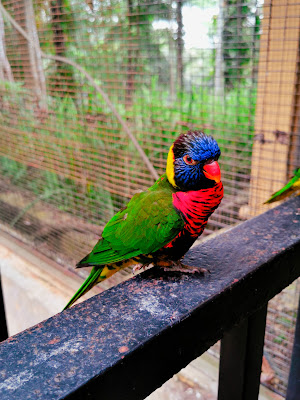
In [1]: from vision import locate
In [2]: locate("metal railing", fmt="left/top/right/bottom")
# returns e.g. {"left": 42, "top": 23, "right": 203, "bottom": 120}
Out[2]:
{"left": 0, "top": 197, "right": 299, "bottom": 400}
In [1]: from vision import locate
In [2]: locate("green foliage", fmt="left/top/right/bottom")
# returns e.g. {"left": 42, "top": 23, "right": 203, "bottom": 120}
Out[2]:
{"left": 0, "top": 0, "right": 260, "bottom": 227}
{"left": 222, "top": 0, "right": 261, "bottom": 88}
{"left": 0, "top": 80, "right": 256, "bottom": 222}
{"left": 273, "top": 333, "right": 287, "bottom": 345}
{"left": 1, "top": 77, "right": 256, "bottom": 203}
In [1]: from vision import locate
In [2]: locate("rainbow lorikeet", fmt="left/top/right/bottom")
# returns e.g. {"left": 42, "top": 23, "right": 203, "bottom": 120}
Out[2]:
{"left": 264, "top": 168, "right": 300, "bottom": 204}
{"left": 63, "top": 131, "right": 223, "bottom": 309}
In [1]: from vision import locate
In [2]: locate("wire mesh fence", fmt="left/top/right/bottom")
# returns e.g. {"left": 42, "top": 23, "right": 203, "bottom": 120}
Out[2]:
{"left": 0, "top": 0, "right": 299, "bottom": 396}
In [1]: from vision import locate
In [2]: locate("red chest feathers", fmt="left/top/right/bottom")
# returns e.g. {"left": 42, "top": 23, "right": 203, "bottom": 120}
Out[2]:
{"left": 172, "top": 182, "right": 223, "bottom": 238}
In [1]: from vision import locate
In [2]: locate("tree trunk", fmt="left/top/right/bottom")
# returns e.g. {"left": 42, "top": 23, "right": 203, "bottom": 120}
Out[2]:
{"left": 126, "top": 0, "right": 135, "bottom": 108}
{"left": 24, "top": 0, "right": 47, "bottom": 105}
{"left": 168, "top": 28, "right": 175, "bottom": 102}
{"left": 214, "top": 0, "right": 224, "bottom": 97}
{"left": 176, "top": 0, "right": 183, "bottom": 90}
{"left": 50, "top": 0, "right": 75, "bottom": 97}
{"left": 50, "top": 0, "right": 67, "bottom": 58}
{"left": 0, "top": 7, "right": 14, "bottom": 82}
{"left": 12, "top": 0, "right": 47, "bottom": 106}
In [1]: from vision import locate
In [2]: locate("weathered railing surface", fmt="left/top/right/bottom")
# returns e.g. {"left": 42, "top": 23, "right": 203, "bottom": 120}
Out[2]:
{"left": 0, "top": 197, "right": 299, "bottom": 400}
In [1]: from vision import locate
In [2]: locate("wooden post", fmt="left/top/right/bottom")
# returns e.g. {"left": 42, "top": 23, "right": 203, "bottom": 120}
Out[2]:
{"left": 248, "top": 0, "right": 300, "bottom": 216}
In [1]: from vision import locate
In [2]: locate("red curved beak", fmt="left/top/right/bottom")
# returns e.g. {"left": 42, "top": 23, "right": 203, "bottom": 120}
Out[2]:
{"left": 203, "top": 161, "right": 221, "bottom": 183}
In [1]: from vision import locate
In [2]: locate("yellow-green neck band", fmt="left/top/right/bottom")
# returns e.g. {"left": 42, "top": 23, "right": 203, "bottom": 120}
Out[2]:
{"left": 166, "top": 145, "right": 177, "bottom": 188}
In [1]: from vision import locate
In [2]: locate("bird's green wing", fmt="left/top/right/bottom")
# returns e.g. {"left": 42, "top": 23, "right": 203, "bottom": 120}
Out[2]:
{"left": 77, "top": 180, "right": 184, "bottom": 267}
{"left": 264, "top": 168, "right": 300, "bottom": 204}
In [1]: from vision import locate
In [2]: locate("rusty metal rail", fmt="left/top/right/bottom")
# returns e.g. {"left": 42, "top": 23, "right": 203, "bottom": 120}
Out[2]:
{"left": 0, "top": 197, "right": 299, "bottom": 400}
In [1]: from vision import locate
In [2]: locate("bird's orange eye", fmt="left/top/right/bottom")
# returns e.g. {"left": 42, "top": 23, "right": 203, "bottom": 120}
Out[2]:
{"left": 183, "top": 155, "right": 199, "bottom": 165}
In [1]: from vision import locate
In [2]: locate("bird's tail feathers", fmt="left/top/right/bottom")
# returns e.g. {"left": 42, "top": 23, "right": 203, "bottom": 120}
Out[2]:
{"left": 63, "top": 266, "right": 104, "bottom": 310}
{"left": 264, "top": 169, "right": 300, "bottom": 204}
{"left": 264, "top": 185, "right": 296, "bottom": 204}
{"left": 63, "top": 258, "right": 137, "bottom": 310}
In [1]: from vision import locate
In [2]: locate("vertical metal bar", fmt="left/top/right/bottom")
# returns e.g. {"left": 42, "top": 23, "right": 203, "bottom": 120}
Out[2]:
{"left": 218, "top": 304, "right": 268, "bottom": 400}
{"left": 218, "top": 317, "right": 248, "bottom": 400}
{"left": 286, "top": 295, "right": 300, "bottom": 400}
{"left": 0, "top": 270, "right": 8, "bottom": 342}
{"left": 243, "top": 303, "right": 268, "bottom": 400}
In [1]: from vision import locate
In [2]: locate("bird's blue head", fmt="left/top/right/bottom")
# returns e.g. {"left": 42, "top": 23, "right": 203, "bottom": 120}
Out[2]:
{"left": 166, "top": 131, "right": 221, "bottom": 191}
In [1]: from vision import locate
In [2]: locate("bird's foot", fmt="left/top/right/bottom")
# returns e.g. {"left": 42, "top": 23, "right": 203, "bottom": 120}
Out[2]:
{"left": 132, "top": 264, "right": 143, "bottom": 274}
{"left": 157, "top": 260, "right": 210, "bottom": 275}
{"left": 132, "top": 263, "right": 149, "bottom": 274}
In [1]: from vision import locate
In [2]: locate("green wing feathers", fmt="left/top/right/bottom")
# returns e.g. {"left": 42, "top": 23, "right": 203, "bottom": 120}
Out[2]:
{"left": 77, "top": 176, "right": 184, "bottom": 268}
{"left": 264, "top": 168, "right": 300, "bottom": 204}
